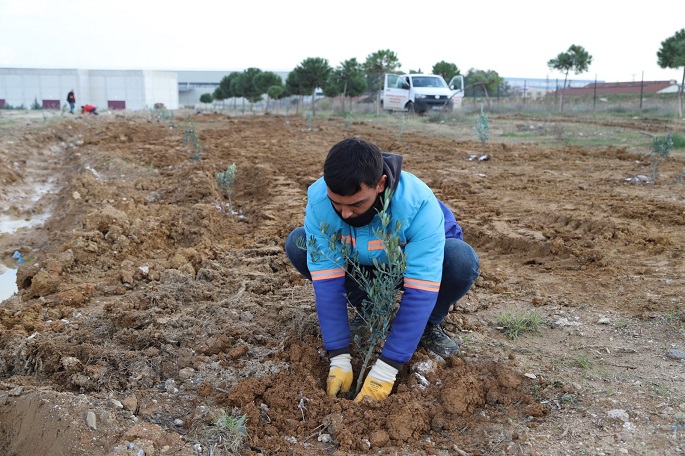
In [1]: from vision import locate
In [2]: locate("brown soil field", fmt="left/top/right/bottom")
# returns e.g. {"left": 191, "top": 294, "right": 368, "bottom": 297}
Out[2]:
{"left": 0, "top": 109, "right": 684, "bottom": 455}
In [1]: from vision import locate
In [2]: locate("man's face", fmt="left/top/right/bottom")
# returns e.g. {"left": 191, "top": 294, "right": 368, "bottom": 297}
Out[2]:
{"left": 327, "top": 176, "right": 386, "bottom": 220}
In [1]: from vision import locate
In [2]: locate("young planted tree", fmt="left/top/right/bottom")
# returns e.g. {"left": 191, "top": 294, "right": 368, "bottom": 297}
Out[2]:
{"left": 216, "top": 163, "right": 238, "bottom": 214}
{"left": 474, "top": 107, "right": 490, "bottom": 154}
{"left": 363, "top": 50, "right": 401, "bottom": 115}
{"left": 303, "top": 189, "right": 406, "bottom": 397}
{"left": 183, "top": 117, "right": 202, "bottom": 161}
{"left": 657, "top": 29, "right": 685, "bottom": 118}
{"left": 640, "top": 132, "right": 674, "bottom": 182}
{"left": 547, "top": 44, "right": 593, "bottom": 113}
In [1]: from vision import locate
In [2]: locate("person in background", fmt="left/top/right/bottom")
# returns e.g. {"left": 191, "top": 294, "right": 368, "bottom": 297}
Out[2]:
{"left": 81, "top": 104, "right": 98, "bottom": 115}
{"left": 284, "top": 137, "right": 480, "bottom": 402}
{"left": 66, "top": 89, "right": 76, "bottom": 114}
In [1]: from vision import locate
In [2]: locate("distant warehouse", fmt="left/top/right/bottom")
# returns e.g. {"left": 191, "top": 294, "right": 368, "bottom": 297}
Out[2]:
{"left": 0, "top": 68, "right": 178, "bottom": 111}
{"left": 552, "top": 80, "right": 680, "bottom": 96}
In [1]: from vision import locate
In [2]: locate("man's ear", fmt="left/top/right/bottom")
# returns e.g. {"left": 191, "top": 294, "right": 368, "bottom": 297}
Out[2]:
{"left": 377, "top": 175, "right": 387, "bottom": 193}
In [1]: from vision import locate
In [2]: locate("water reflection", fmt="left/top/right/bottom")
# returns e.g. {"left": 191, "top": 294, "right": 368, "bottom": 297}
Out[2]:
{"left": 0, "top": 265, "right": 17, "bottom": 301}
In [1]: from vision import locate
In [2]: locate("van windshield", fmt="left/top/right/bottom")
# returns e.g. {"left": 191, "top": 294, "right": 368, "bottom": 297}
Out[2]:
{"left": 411, "top": 77, "right": 447, "bottom": 88}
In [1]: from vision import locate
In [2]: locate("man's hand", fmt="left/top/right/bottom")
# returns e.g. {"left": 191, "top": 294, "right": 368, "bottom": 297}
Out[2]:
{"left": 354, "top": 359, "right": 398, "bottom": 402}
{"left": 327, "top": 354, "right": 353, "bottom": 397}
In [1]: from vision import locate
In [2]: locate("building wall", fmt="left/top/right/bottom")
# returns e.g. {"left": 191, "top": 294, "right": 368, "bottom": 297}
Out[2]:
{"left": 179, "top": 87, "right": 216, "bottom": 107}
{"left": 0, "top": 68, "right": 178, "bottom": 110}
{"left": 144, "top": 71, "right": 179, "bottom": 109}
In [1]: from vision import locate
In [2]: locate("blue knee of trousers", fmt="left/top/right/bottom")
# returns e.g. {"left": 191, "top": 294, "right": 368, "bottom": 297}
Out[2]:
{"left": 429, "top": 238, "right": 480, "bottom": 324}
{"left": 285, "top": 227, "right": 311, "bottom": 280}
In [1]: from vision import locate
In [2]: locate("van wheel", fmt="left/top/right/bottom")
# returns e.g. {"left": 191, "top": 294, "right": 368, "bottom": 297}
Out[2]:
{"left": 405, "top": 102, "right": 414, "bottom": 114}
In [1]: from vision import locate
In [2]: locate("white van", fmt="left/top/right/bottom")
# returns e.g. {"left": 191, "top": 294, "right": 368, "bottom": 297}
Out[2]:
{"left": 382, "top": 73, "right": 464, "bottom": 114}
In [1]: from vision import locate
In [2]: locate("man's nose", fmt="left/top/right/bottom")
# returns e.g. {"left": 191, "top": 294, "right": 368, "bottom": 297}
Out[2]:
{"left": 341, "top": 207, "right": 354, "bottom": 219}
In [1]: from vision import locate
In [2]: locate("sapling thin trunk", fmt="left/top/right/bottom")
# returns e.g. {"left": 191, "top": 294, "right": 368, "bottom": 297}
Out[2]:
{"left": 303, "top": 188, "right": 406, "bottom": 397}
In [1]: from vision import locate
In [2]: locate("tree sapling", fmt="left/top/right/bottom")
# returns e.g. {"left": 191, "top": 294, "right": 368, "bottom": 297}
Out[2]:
{"left": 474, "top": 106, "right": 490, "bottom": 154}
{"left": 303, "top": 188, "right": 406, "bottom": 396}
{"left": 216, "top": 163, "right": 238, "bottom": 214}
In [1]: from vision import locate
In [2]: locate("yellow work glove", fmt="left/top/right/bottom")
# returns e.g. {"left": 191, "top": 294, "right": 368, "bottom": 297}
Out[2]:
{"left": 326, "top": 354, "right": 353, "bottom": 397}
{"left": 354, "top": 359, "right": 398, "bottom": 402}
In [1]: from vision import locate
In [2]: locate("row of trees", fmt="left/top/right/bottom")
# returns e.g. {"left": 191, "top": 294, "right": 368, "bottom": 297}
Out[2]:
{"left": 202, "top": 28, "right": 685, "bottom": 116}
{"left": 203, "top": 50, "right": 474, "bottom": 116}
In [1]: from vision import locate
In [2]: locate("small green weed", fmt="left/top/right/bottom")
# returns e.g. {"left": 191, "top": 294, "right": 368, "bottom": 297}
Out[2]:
{"left": 214, "top": 410, "right": 248, "bottom": 434}
{"left": 496, "top": 310, "right": 542, "bottom": 340}
{"left": 670, "top": 132, "right": 685, "bottom": 149}
{"left": 573, "top": 355, "right": 592, "bottom": 370}
{"left": 649, "top": 382, "right": 669, "bottom": 398}
{"left": 190, "top": 407, "right": 248, "bottom": 456}
{"left": 615, "top": 319, "right": 629, "bottom": 330}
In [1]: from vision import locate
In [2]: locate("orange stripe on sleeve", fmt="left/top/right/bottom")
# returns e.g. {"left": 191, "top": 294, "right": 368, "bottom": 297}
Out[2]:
{"left": 368, "top": 240, "right": 385, "bottom": 251}
{"left": 311, "top": 268, "right": 346, "bottom": 281}
{"left": 404, "top": 277, "right": 440, "bottom": 293}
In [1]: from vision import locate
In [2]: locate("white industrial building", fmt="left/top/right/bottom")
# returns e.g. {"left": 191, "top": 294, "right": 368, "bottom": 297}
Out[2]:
{"left": 0, "top": 68, "right": 179, "bottom": 111}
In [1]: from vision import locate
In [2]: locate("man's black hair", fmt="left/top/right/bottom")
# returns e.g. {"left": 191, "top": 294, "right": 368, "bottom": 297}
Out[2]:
{"left": 323, "top": 137, "right": 384, "bottom": 196}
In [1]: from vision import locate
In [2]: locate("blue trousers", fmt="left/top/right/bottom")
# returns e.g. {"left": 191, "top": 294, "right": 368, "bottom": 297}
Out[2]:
{"left": 285, "top": 227, "right": 480, "bottom": 325}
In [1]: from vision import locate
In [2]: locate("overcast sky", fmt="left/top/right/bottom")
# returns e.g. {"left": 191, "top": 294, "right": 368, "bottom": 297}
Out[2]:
{"left": 1, "top": 0, "right": 683, "bottom": 83}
